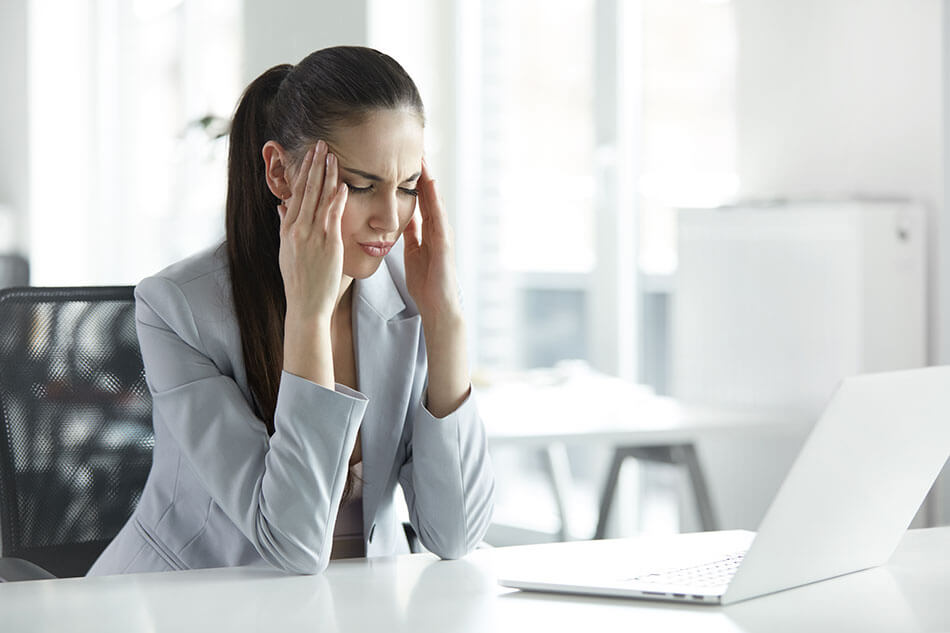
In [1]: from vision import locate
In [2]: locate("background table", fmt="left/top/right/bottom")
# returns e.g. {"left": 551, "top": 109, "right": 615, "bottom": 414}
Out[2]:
{"left": 3, "top": 527, "right": 946, "bottom": 632}
{"left": 478, "top": 369, "right": 811, "bottom": 540}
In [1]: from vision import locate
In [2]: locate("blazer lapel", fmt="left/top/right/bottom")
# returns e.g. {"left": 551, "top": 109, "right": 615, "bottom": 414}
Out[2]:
{"left": 352, "top": 257, "right": 421, "bottom": 528}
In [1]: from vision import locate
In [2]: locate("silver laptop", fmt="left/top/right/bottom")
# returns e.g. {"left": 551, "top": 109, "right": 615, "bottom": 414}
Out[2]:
{"left": 498, "top": 366, "right": 950, "bottom": 605}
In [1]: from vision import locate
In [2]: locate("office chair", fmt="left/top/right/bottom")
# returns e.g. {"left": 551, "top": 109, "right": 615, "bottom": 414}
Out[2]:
{"left": 0, "top": 285, "right": 432, "bottom": 580}
{"left": 0, "top": 287, "right": 153, "bottom": 581}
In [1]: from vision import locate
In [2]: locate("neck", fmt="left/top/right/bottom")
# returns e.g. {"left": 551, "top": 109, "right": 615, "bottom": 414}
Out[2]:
{"left": 334, "top": 275, "right": 354, "bottom": 316}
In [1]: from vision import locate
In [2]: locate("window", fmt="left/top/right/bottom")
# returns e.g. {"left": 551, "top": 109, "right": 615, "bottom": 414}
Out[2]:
{"left": 452, "top": 0, "right": 736, "bottom": 381}
{"left": 639, "top": 0, "right": 738, "bottom": 276}
{"left": 28, "top": 0, "right": 241, "bottom": 285}
{"left": 448, "top": 0, "right": 738, "bottom": 543}
{"left": 457, "top": 0, "right": 600, "bottom": 372}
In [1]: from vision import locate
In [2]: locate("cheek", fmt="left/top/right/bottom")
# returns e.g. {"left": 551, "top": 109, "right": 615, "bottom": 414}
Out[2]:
{"left": 339, "top": 199, "right": 364, "bottom": 235}
{"left": 398, "top": 199, "right": 417, "bottom": 229}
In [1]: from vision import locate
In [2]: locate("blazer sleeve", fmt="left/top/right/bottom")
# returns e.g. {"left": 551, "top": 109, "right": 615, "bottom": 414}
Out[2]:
{"left": 135, "top": 275, "right": 367, "bottom": 575}
{"left": 398, "top": 388, "right": 495, "bottom": 559}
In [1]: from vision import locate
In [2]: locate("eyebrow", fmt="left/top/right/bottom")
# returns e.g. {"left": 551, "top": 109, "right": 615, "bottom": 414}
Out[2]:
{"left": 341, "top": 166, "right": 421, "bottom": 185}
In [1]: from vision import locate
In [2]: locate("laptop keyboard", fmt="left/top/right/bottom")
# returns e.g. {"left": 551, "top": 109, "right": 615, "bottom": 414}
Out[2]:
{"left": 628, "top": 551, "right": 746, "bottom": 588}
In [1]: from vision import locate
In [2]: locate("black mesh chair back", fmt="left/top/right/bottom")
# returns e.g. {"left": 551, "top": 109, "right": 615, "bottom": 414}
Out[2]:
{"left": 0, "top": 287, "right": 153, "bottom": 577}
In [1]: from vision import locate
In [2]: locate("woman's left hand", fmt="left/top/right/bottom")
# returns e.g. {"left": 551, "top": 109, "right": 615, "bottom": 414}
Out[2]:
{"left": 404, "top": 160, "right": 471, "bottom": 418}
{"left": 404, "top": 160, "right": 463, "bottom": 323}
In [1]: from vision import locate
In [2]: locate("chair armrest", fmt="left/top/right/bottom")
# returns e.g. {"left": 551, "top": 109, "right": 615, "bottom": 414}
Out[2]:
{"left": 402, "top": 521, "right": 422, "bottom": 554}
{"left": 0, "top": 557, "right": 57, "bottom": 582}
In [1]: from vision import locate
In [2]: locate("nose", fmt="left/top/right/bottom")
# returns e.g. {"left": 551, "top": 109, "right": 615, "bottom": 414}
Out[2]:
{"left": 368, "top": 191, "right": 401, "bottom": 233}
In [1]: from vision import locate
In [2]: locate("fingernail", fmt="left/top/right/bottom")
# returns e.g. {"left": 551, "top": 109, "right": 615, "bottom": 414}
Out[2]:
{"left": 316, "top": 139, "right": 326, "bottom": 153}
{"left": 327, "top": 152, "right": 335, "bottom": 167}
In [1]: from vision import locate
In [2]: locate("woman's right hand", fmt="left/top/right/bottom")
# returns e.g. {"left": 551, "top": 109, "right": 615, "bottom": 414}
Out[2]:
{"left": 277, "top": 139, "right": 348, "bottom": 324}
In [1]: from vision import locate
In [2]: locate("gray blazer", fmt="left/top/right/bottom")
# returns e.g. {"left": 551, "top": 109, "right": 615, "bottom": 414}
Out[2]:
{"left": 87, "top": 243, "right": 494, "bottom": 576}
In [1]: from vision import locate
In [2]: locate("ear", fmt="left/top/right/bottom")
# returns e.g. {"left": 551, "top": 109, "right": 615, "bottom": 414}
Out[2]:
{"left": 262, "top": 141, "right": 294, "bottom": 200}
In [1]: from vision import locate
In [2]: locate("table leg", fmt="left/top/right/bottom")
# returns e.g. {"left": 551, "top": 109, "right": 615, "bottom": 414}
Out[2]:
{"left": 542, "top": 443, "right": 575, "bottom": 541}
{"left": 594, "top": 443, "right": 718, "bottom": 539}
{"left": 594, "top": 450, "right": 627, "bottom": 540}
{"left": 670, "top": 443, "right": 718, "bottom": 531}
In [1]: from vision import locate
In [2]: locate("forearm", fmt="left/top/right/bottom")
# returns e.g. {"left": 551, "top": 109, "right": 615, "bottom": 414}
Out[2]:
{"left": 421, "top": 311, "right": 472, "bottom": 418}
{"left": 400, "top": 379, "right": 495, "bottom": 558}
{"left": 282, "top": 312, "right": 335, "bottom": 389}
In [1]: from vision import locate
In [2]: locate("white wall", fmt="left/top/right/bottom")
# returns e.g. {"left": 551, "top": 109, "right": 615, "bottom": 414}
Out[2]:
{"left": 241, "top": 0, "right": 370, "bottom": 83}
{"left": 736, "top": 0, "right": 941, "bottom": 203}
{"left": 735, "top": 0, "right": 944, "bottom": 359}
{"left": 0, "top": 0, "right": 29, "bottom": 254}
{"left": 731, "top": 0, "right": 948, "bottom": 527}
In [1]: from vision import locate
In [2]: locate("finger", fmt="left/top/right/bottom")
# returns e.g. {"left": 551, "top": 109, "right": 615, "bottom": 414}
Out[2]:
{"left": 326, "top": 182, "right": 347, "bottom": 244}
{"left": 298, "top": 139, "right": 328, "bottom": 226}
{"left": 420, "top": 156, "right": 434, "bottom": 183}
{"left": 283, "top": 147, "right": 314, "bottom": 227}
{"left": 417, "top": 160, "right": 439, "bottom": 216}
{"left": 417, "top": 164, "right": 447, "bottom": 241}
{"left": 317, "top": 151, "right": 340, "bottom": 233}
{"left": 404, "top": 209, "right": 423, "bottom": 251}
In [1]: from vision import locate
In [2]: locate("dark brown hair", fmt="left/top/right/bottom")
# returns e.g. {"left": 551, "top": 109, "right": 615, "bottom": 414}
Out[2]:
{"left": 226, "top": 47, "right": 424, "bottom": 433}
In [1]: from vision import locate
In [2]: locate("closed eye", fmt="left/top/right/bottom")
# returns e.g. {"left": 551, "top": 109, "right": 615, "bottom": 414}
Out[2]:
{"left": 346, "top": 183, "right": 418, "bottom": 198}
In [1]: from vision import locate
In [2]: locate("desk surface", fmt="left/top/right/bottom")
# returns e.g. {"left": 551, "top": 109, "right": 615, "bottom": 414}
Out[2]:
{"left": 3, "top": 527, "right": 948, "bottom": 633}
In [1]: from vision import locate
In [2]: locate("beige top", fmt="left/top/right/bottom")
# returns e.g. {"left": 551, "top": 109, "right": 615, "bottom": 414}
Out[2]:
{"left": 330, "top": 462, "right": 365, "bottom": 560}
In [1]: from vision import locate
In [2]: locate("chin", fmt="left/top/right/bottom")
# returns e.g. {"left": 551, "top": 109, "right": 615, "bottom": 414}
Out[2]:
{"left": 344, "top": 256, "right": 386, "bottom": 280}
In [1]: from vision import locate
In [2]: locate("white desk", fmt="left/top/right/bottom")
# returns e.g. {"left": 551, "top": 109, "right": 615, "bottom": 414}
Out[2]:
{"left": 2, "top": 528, "right": 948, "bottom": 632}
{"left": 478, "top": 371, "right": 810, "bottom": 539}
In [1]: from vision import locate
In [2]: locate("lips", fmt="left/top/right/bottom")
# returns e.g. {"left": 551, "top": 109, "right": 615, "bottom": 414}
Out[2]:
{"left": 359, "top": 241, "right": 394, "bottom": 257}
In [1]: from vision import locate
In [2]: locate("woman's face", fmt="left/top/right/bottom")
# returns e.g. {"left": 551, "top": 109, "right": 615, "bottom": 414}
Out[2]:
{"left": 324, "top": 109, "right": 424, "bottom": 280}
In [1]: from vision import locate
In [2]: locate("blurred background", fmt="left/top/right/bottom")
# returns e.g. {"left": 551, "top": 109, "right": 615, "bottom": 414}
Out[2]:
{"left": 1, "top": 0, "right": 947, "bottom": 545}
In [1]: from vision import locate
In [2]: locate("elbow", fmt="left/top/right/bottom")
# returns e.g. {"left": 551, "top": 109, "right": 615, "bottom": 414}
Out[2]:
{"left": 407, "top": 456, "right": 497, "bottom": 560}
{"left": 421, "top": 501, "right": 495, "bottom": 561}
{"left": 260, "top": 551, "right": 330, "bottom": 576}
{"left": 437, "top": 549, "right": 467, "bottom": 562}
{"left": 456, "top": 481, "right": 495, "bottom": 556}
{"left": 429, "top": 536, "right": 470, "bottom": 561}
{"left": 282, "top": 552, "right": 329, "bottom": 575}
{"left": 427, "top": 530, "right": 483, "bottom": 561}
{"left": 425, "top": 540, "right": 469, "bottom": 561}
{"left": 266, "top": 550, "right": 330, "bottom": 576}
{"left": 414, "top": 520, "right": 467, "bottom": 560}
{"left": 256, "top": 523, "right": 332, "bottom": 576}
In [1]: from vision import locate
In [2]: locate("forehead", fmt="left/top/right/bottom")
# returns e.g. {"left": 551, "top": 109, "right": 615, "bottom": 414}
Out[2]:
{"left": 330, "top": 109, "right": 424, "bottom": 181}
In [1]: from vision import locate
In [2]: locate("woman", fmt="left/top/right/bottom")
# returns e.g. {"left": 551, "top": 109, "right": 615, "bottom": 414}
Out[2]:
{"left": 88, "top": 46, "right": 494, "bottom": 576}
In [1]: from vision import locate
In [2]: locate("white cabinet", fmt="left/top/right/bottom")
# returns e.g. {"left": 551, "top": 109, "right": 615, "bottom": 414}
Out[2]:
{"left": 672, "top": 200, "right": 926, "bottom": 413}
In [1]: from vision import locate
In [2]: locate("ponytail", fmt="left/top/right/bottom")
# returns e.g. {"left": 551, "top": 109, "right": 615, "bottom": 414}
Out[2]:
{"left": 226, "top": 64, "right": 292, "bottom": 433}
